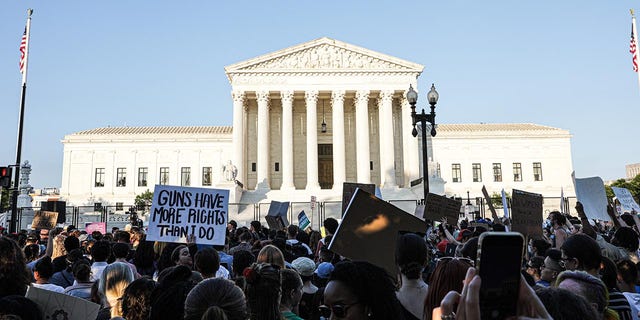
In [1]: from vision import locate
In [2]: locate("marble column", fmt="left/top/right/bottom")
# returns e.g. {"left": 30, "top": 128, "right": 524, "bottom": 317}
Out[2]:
{"left": 280, "top": 90, "right": 295, "bottom": 190}
{"left": 305, "top": 90, "right": 320, "bottom": 190}
{"left": 256, "top": 90, "right": 270, "bottom": 190}
{"left": 355, "top": 90, "right": 371, "bottom": 184}
{"left": 401, "top": 93, "right": 420, "bottom": 187}
{"left": 378, "top": 90, "right": 396, "bottom": 188}
{"left": 331, "top": 90, "right": 346, "bottom": 189}
{"left": 232, "top": 90, "right": 246, "bottom": 185}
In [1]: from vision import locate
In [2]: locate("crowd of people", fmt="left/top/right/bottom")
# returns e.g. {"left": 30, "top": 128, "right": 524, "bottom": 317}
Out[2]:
{"left": 0, "top": 200, "right": 640, "bottom": 320}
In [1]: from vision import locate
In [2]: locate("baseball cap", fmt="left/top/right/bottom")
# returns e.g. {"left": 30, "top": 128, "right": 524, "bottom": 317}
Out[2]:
{"left": 291, "top": 257, "right": 316, "bottom": 277}
{"left": 315, "top": 262, "right": 334, "bottom": 279}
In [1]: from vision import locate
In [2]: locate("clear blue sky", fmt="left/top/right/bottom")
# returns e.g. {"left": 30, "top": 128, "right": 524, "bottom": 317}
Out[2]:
{"left": 0, "top": 1, "right": 638, "bottom": 188}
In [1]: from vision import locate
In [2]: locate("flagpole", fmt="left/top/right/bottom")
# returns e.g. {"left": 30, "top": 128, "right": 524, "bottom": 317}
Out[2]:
{"left": 632, "top": 9, "right": 640, "bottom": 93}
{"left": 10, "top": 8, "right": 33, "bottom": 233}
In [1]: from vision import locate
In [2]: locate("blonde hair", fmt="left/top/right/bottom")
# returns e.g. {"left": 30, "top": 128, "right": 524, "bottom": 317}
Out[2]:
{"left": 257, "top": 245, "right": 286, "bottom": 269}
{"left": 51, "top": 234, "right": 67, "bottom": 260}
{"left": 99, "top": 262, "right": 135, "bottom": 318}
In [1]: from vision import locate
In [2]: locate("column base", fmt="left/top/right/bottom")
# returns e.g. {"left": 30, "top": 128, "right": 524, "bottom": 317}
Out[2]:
{"left": 305, "top": 183, "right": 321, "bottom": 191}
{"left": 280, "top": 183, "right": 296, "bottom": 192}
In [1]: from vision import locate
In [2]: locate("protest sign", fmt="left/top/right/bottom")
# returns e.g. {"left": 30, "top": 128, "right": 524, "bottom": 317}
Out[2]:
{"left": 469, "top": 221, "right": 490, "bottom": 231}
{"left": 342, "top": 182, "right": 375, "bottom": 216}
{"left": 329, "top": 188, "right": 428, "bottom": 276}
{"left": 85, "top": 222, "right": 106, "bottom": 234}
{"left": 26, "top": 285, "right": 100, "bottom": 320}
{"left": 501, "top": 189, "right": 510, "bottom": 218}
{"left": 510, "top": 189, "right": 543, "bottom": 237}
{"left": 482, "top": 185, "right": 499, "bottom": 220}
{"left": 0, "top": 213, "right": 6, "bottom": 229}
{"left": 31, "top": 211, "right": 58, "bottom": 230}
{"left": 298, "top": 210, "right": 311, "bottom": 230}
{"left": 573, "top": 176, "right": 609, "bottom": 221}
{"left": 612, "top": 187, "right": 640, "bottom": 213}
{"left": 147, "top": 185, "right": 229, "bottom": 245}
{"left": 265, "top": 201, "right": 289, "bottom": 230}
{"left": 423, "top": 193, "right": 460, "bottom": 225}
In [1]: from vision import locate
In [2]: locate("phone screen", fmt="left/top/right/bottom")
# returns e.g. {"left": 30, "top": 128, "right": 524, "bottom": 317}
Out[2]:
{"left": 477, "top": 232, "right": 523, "bottom": 320}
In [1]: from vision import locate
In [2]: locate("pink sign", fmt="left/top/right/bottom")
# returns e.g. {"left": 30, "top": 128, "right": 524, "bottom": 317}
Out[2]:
{"left": 85, "top": 222, "right": 106, "bottom": 234}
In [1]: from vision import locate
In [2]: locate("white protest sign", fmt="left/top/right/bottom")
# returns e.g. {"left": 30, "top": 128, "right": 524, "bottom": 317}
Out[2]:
{"left": 26, "top": 285, "right": 100, "bottom": 320}
{"left": 612, "top": 187, "right": 640, "bottom": 213}
{"left": 573, "top": 176, "right": 609, "bottom": 221}
{"left": 147, "top": 185, "right": 229, "bottom": 245}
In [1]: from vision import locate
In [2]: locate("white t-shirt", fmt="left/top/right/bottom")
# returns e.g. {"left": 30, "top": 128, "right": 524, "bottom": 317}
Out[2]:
{"left": 215, "top": 265, "right": 231, "bottom": 279}
{"left": 623, "top": 292, "right": 640, "bottom": 320}
{"left": 286, "top": 239, "right": 313, "bottom": 255}
{"left": 32, "top": 282, "right": 65, "bottom": 293}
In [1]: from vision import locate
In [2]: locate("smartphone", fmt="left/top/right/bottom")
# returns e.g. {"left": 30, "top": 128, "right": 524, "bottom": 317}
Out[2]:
{"left": 476, "top": 232, "right": 524, "bottom": 320}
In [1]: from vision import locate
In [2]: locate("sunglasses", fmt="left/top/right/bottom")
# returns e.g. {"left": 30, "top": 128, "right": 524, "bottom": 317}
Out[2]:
{"left": 318, "top": 302, "right": 359, "bottom": 318}
{"left": 436, "top": 256, "right": 475, "bottom": 267}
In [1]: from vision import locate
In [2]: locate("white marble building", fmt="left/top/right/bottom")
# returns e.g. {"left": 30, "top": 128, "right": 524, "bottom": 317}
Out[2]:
{"left": 60, "top": 37, "right": 575, "bottom": 221}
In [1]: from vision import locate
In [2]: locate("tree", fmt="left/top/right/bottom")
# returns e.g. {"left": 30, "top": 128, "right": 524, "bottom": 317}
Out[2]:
{"left": 0, "top": 188, "right": 9, "bottom": 212}
{"left": 490, "top": 191, "right": 510, "bottom": 208}
{"left": 605, "top": 174, "right": 640, "bottom": 204}
{"left": 135, "top": 189, "right": 154, "bottom": 213}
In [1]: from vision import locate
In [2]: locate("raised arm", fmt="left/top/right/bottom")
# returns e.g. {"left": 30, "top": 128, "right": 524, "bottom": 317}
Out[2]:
{"left": 575, "top": 202, "right": 596, "bottom": 239}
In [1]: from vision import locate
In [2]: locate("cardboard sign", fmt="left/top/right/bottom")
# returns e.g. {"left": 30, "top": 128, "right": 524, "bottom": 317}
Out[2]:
{"left": 329, "top": 188, "right": 429, "bottom": 276}
{"left": 342, "top": 182, "right": 376, "bottom": 216}
{"left": 26, "top": 285, "right": 100, "bottom": 320}
{"left": 31, "top": 211, "right": 59, "bottom": 230}
{"left": 510, "top": 189, "right": 543, "bottom": 237}
{"left": 298, "top": 210, "right": 311, "bottom": 230}
{"left": 265, "top": 201, "right": 289, "bottom": 230}
{"left": 501, "top": 189, "right": 510, "bottom": 218}
{"left": 573, "top": 176, "right": 609, "bottom": 221}
{"left": 482, "top": 185, "right": 499, "bottom": 220}
{"left": 147, "top": 185, "right": 229, "bottom": 245}
{"left": 612, "top": 187, "right": 640, "bottom": 213}
{"left": 424, "top": 193, "right": 461, "bottom": 225}
{"left": 469, "top": 221, "right": 490, "bottom": 231}
{"left": 85, "top": 222, "right": 106, "bottom": 234}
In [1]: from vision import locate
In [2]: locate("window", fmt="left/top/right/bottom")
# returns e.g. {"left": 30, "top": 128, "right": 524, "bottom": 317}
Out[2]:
{"left": 138, "top": 167, "right": 148, "bottom": 187}
{"left": 452, "top": 164, "right": 461, "bottom": 182}
{"left": 275, "top": 162, "right": 280, "bottom": 172}
{"left": 116, "top": 168, "right": 127, "bottom": 187}
{"left": 472, "top": 163, "right": 482, "bottom": 182}
{"left": 95, "top": 168, "right": 105, "bottom": 187}
{"left": 513, "top": 163, "right": 522, "bottom": 182}
{"left": 181, "top": 167, "right": 191, "bottom": 186}
{"left": 492, "top": 163, "right": 502, "bottom": 182}
{"left": 533, "top": 162, "right": 543, "bottom": 181}
{"left": 252, "top": 163, "right": 256, "bottom": 172}
{"left": 116, "top": 202, "right": 123, "bottom": 211}
{"left": 160, "top": 167, "right": 169, "bottom": 185}
{"left": 202, "top": 167, "right": 212, "bottom": 186}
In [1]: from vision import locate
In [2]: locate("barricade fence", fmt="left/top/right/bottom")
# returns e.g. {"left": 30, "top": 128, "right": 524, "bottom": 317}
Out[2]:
{"left": 10, "top": 196, "right": 578, "bottom": 232}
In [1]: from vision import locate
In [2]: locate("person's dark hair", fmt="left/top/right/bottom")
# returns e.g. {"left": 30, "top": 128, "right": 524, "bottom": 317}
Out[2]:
{"left": 323, "top": 218, "right": 339, "bottom": 235}
{"left": 240, "top": 230, "right": 253, "bottom": 242}
{"left": 557, "top": 270, "right": 614, "bottom": 318}
{"left": 0, "top": 239, "right": 29, "bottom": 297}
{"left": 612, "top": 227, "right": 639, "bottom": 252}
{"left": 232, "top": 250, "right": 256, "bottom": 277}
{"left": 620, "top": 214, "right": 635, "bottom": 228}
{"left": 561, "top": 234, "right": 601, "bottom": 271}
{"left": 150, "top": 265, "right": 196, "bottom": 320}
{"left": 112, "top": 242, "right": 130, "bottom": 259}
{"left": 121, "top": 277, "right": 157, "bottom": 320}
{"left": 599, "top": 256, "right": 618, "bottom": 290}
{"left": 531, "top": 238, "right": 551, "bottom": 256}
{"left": 91, "top": 240, "right": 112, "bottom": 262}
{"left": 244, "top": 263, "right": 282, "bottom": 320}
{"left": 0, "top": 295, "right": 44, "bottom": 320}
{"left": 534, "top": 286, "right": 598, "bottom": 320}
{"left": 72, "top": 259, "right": 92, "bottom": 282}
{"left": 34, "top": 256, "right": 54, "bottom": 279}
{"left": 63, "top": 235, "right": 80, "bottom": 252}
{"left": 329, "top": 260, "right": 404, "bottom": 320}
{"left": 280, "top": 269, "right": 303, "bottom": 307}
{"left": 157, "top": 243, "right": 180, "bottom": 273}
{"left": 114, "top": 230, "right": 131, "bottom": 243}
{"left": 195, "top": 247, "right": 220, "bottom": 277}
{"left": 184, "top": 278, "right": 247, "bottom": 320}
{"left": 546, "top": 248, "right": 562, "bottom": 260}
{"left": 395, "top": 233, "right": 428, "bottom": 279}
{"left": 91, "top": 230, "right": 103, "bottom": 241}
{"left": 550, "top": 211, "right": 566, "bottom": 225}
{"left": 171, "top": 245, "right": 189, "bottom": 265}
{"left": 229, "top": 220, "right": 237, "bottom": 229}
{"left": 250, "top": 221, "right": 262, "bottom": 232}
{"left": 424, "top": 258, "right": 472, "bottom": 316}
{"left": 459, "top": 237, "right": 479, "bottom": 261}
{"left": 23, "top": 243, "right": 40, "bottom": 262}
{"left": 287, "top": 225, "right": 299, "bottom": 238}
{"left": 617, "top": 259, "right": 638, "bottom": 285}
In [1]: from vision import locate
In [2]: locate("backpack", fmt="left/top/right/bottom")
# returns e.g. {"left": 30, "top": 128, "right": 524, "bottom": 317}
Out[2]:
{"left": 286, "top": 241, "right": 310, "bottom": 260}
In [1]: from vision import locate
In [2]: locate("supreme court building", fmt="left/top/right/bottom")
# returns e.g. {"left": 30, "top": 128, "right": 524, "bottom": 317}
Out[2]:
{"left": 60, "top": 37, "right": 575, "bottom": 221}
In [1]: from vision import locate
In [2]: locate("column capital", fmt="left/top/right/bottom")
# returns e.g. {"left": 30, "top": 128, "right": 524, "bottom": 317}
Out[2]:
{"left": 232, "top": 90, "right": 246, "bottom": 103}
{"left": 256, "top": 90, "right": 270, "bottom": 103}
{"left": 331, "top": 90, "right": 346, "bottom": 102}
{"left": 305, "top": 90, "right": 319, "bottom": 103}
{"left": 379, "top": 90, "right": 394, "bottom": 103}
{"left": 355, "top": 90, "right": 370, "bottom": 104}
{"left": 280, "top": 90, "right": 294, "bottom": 103}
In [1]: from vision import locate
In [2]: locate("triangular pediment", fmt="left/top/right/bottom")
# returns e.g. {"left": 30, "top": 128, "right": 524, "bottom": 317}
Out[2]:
{"left": 225, "top": 37, "right": 424, "bottom": 74}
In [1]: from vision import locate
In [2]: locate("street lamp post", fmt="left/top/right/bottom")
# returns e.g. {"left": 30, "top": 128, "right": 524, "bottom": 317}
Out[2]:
{"left": 407, "top": 84, "right": 439, "bottom": 204}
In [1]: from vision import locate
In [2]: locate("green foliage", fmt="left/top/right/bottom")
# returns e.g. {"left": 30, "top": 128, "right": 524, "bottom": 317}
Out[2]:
{"left": 135, "top": 189, "right": 154, "bottom": 209}
{"left": 1, "top": 188, "right": 9, "bottom": 212}
{"left": 606, "top": 174, "right": 640, "bottom": 203}
{"left": 490, "top": 191, "right": 510, "bottom": 208}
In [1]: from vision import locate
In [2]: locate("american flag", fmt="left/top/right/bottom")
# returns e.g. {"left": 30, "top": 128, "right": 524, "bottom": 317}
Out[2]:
{"left": 19, "top": 28, "right": 27, "bottom": 74}
{"left": 631, "top": 25, "right": 638, "bottom": 72}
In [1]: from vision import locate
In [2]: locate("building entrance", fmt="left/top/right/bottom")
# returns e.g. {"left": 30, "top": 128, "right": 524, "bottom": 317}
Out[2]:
{"left": 318, "top": 144, "right": 333, "bottom": 189}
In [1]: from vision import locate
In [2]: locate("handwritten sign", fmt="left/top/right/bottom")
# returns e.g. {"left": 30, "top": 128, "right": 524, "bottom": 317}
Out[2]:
{"left": 342, "top": 182, "right": 376, "bottom": 216}
{"left": 612, "top": 187, "right": 640, "bottom": 213}
{"left": 147, "top": 185, "right": 229, "bottom": 245}
{"left": 423, "top": 193, "right": 461, "bottom": 225}
{"left": 265, "top": 201, "right": 289, "bottom": 230}
{"left": 31, "top": 211, "right": 58, "bottom": 230}
{"left": 85, "top": 222, "right": 106, "bottom": 234}
{"left": 482, "top": 185, "right": 499, "bottom": 220}
{"left": 510, "top": 189, "right": 543, "bottom": 237}
{"left": 26, "top": 285, "right": 100, "bottom": 320}
{"left": 573, "top": 176, "right": 609, "bottom": 221}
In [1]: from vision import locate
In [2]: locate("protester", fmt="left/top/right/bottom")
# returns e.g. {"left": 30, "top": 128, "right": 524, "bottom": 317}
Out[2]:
{"left": 244, "top": 263, "right": 282, "bottom": 320}
{"left": 0, "top": 295, "right": 43, "bottom": 320}
{"left": 97, "top": 262, "right": 136, "bottom": 320}
{"left": 280, "top": 268, "right": 304, "bottom": 320}
{"left": 535, "top": 286, "right": 599, "bottom": 320}
{"left": 315, "top": 218, "right": 338, "bottom": 258}
{"left": 395, "top": 233, "right": 429, "bottom": 320}
{"left": 537, "top": 249, "right": 564, "bottom": 287}
{"left": 290, "top": 257, "right": 321, "bottom": 320}
{"left": 526, "top": 256, "right": 545, "bottom": 283}
{"left": 149, "top": 265, "right": 198, "bottom": 320}
{"left": 91, "top": 240, "right": 112, "bottom": 281}
{"left": 63, "top": 259, "right": 94, "bottom": 300}
{"left": 557, "top": 270, "right": 618, "bottom": 320}
{"left": 112, "top": 242, "right": 141, "bottom": 278}
{"left": 121, "top": 277, "right": 157, "bottom": 320}
{"left": 600, "top": 256, "right": 633, "bottom": 320}
{"left": 0, "top": 237, "right": 31, "bottom": 297}
{"left": 560, "top": 233, "right": 602, "bottom": 276}
{"left": 32, "top": 256, "right": 65, "bottom": 293}
{"left": 257, "top": 244, "right": 287, "bottom": 269}
{"left": 132, "top": 235, "right": 155, "bottom": 277}
{"left": 52, "top": 234, "right": 80, "bottom": 273}
{"left": 322, "top": 260, "right": 405, "bottom": 320}
{"left": 50, "top": 248, "right": 84, "bottom": 288}
{"left": 423, "top": 257, "right": 473, "bottom": 319}
{"left": 184, "top": 277, "right": 247, "bottom": 320}
{"left": 549, "top": 211, "right": 569, "bottom": 248}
